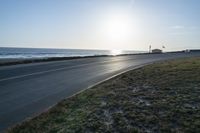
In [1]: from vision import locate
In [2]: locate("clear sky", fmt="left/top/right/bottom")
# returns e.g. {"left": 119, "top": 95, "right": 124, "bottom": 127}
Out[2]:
{"left": 0, "top": 0, "right": 200, "bottom": 51}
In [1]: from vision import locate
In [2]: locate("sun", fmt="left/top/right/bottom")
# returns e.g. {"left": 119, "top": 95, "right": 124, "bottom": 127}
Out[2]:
{"left": 102, "top": 12, "right": 134, "bottom": 42}
{"left": 98, "top": 9, "right": 140, "bottom": 50}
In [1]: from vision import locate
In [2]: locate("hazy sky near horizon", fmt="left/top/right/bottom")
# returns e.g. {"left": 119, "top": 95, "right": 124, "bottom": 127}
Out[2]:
{"left": 0, "top": 0, "right": 200, "bottom": 51}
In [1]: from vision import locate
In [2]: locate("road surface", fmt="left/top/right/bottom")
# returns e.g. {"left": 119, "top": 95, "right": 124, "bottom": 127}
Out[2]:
{"left": 0, "top": 52, "right": 200, "bottom": 131}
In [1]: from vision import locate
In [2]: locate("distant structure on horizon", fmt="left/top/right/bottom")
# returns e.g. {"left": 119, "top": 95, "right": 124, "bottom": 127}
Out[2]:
{"left": 152, "top": 49, "right": 162, "bottom": 54}
{"left": 189, "top": 49, "right": 200, "bottom": 52}
{"left": 183, "top": 49, "right": 200, "bottom": 53}
{"left": 149, "top": 45, "right": 151, "bottom": 53}
{"left": 149, "top": 45, "right": 165, "bottom": 53}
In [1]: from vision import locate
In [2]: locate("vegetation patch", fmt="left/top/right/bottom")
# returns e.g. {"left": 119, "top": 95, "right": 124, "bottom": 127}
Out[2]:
{"left": 8, "top": 57, "right": 200, "bottom": 133}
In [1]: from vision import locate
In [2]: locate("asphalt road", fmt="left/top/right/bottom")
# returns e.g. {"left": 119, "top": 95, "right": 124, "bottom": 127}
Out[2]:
{"left": 0, "top": 52, "right": 200, "bottom": 132}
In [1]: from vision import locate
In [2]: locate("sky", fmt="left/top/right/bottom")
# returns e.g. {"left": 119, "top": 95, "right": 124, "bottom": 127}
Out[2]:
{"left": 0, "top": 0, "right": 200, "bottom": 51}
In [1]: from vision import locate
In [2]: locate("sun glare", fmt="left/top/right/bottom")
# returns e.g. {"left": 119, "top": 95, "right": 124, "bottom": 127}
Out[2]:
{"left": 101, "top": 11, "right": 135, "bottom": 42}
{"left": 111, "top": 49, "right": 122, "bottom": 55}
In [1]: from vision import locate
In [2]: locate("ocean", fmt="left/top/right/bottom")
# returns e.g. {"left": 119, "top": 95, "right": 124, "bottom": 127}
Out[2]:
{"left": 0, "top": 47, "right": 144, "bottom": 59}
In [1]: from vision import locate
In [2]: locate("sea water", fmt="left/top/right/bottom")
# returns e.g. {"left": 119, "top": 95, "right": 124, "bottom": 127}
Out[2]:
{"left": 0, "top": 47, "right": 144, "bottom": 59}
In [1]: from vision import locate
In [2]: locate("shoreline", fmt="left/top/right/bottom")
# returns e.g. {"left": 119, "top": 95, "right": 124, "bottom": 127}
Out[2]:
{"left": 0, "top": 51, "right": 190, "bottom": 67}
{"left": 0, "top": 53, "right": 149, "bottom": 66}
{"left": 0, "top": 51, "right": 187, "bottom": 67}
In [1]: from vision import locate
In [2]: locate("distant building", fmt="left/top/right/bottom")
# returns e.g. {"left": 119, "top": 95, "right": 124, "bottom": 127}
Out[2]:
{"left": 152, "top": 49, "right": 162, "bottom": 54}
{"left": 190, "top": 49, "right": 200, "bottom": 52}
{"left": 184, "top": 49, "right": 200, "bottom": 53}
